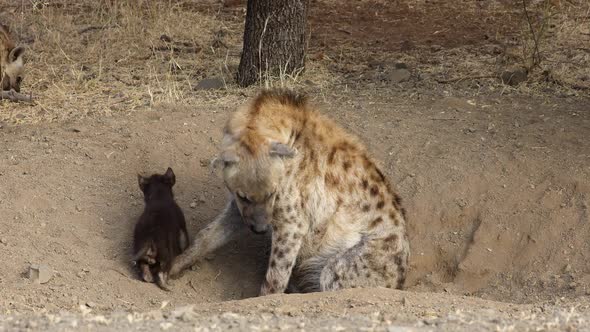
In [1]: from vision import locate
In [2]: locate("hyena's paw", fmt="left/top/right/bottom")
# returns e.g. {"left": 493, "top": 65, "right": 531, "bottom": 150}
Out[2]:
{"left": 156, "top": 272, "right": 172, "bottom": 292}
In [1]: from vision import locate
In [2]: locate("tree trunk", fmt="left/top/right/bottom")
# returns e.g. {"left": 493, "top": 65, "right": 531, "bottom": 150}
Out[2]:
{"left": 237, "top": 0, "right": 308, "bottom": 87}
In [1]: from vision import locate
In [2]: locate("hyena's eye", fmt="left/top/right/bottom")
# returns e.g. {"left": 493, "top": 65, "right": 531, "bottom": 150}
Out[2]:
{"left": 236, "top": 192, "right": 252, "bottom": 204}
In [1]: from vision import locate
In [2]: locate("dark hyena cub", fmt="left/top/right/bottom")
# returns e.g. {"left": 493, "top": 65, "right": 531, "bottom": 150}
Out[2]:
{"left": 133, "top": 167, "right": 189, "bottom": 291}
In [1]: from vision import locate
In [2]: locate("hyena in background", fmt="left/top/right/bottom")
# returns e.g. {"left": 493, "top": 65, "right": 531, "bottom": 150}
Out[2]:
{"left": 171, "top": 89, "right": 410, "bottom": 296}
{"left": 133, "top": 167, "right": 190, "bottom": 291}
{"left": 0, "top": 23, "right": 25, "bottom": 92}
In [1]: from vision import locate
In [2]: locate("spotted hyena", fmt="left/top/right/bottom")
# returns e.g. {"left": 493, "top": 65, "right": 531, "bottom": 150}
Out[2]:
{"left": 0, "top": 23, "right": 25, "bottom": 92}
{"left": 171, "top": 89, "right": 410, "bottom": 295}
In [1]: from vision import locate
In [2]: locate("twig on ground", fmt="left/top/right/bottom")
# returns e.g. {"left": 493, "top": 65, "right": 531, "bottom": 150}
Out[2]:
{"left": 189, "top": 280, "right": 199, "bottom": 294}
{"left": 0, "top": 90, "right": 33, "bottom": 103}
{"left": 108, "top": 268, "right": 132, "bottom": 279}
{"left": 435, "top": 75, "right": 498, "bottom": 84}
{"left": 78, "top": 25, "right": 112, "bottom": 34}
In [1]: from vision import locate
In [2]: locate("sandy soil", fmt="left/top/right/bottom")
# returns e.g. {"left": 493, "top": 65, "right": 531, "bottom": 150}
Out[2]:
{"left": 0, "top": 0, "right": 589, "bottom": 330}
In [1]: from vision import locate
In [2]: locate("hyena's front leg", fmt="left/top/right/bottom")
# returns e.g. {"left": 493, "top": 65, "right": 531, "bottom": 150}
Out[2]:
{"left": 169, "top": 200, "right": 246, "bottom": 278}
{"left": 259, "top": 222, "right": 306, "bottom": 296}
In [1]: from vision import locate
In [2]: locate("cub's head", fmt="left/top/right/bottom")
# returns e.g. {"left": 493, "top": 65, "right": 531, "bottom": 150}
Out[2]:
{"left": 138, "top": 167, "right": 176, "bottom": 202}
{"left": 218, "top": 142, "right": 296, "bottom": 234}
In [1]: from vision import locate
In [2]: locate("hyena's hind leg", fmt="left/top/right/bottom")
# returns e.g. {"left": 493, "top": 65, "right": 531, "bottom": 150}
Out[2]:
{"left": 319, "top": 235, "right": 409, "bottom": 291}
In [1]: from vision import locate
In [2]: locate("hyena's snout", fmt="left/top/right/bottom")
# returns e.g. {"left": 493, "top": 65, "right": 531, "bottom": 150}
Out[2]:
{"left": 241, "top": 205, "right": 270, "bottom": 234}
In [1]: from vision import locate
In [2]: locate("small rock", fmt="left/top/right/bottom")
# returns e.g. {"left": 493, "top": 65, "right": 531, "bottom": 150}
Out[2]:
{"left": 160, "top": 322, "right": 173, "bottom": 330}
{"left": 394, "top": 62, "right": 408, "bottom": 69}
{"left": 388, "top": 69, "right": 411, "bottom": 83}
{"left": 195, "top": 78, "right": 225, "bottom": 90}
{"left": 28, "top": 264, "right": 53, "bottom": 284}
{"left": 221, "top": 312, "right": 242, "bottom": 321}
{"left": 86, "top": 302, "right": 96, "bottom": 308}
{"left": 145, "top": 310, "right": 164, "bottom": 320}
{"left": 189, "top": 202, "right": 197, "bottom": 209}
{"left": 75, "top": 206, "right": 82, "bottom": 212}
{"left": 456, "top": 199, "right": 467, "bottom": 208}
{"left": 171, "top": 305, "right": 196, "bottom": 322}
{"left": 197, "top": 194, "right": 206, "bottom": 203}
{"left": 430, "top": 45, "right": 442, "bottom": 52}
{"left": 501, "top": 68, "right": 528, "bottom": 86}
{"left": 564, "top": 264, "right": 572, "bottom": 273}
{"left": 401, "top": 297, "right": 408, "bottom": 306}
{"left": 0, "top": 238, "right": 6, "bottom": 244}
{"left": 400, "top": 40, "right": 414, "bottom": 51}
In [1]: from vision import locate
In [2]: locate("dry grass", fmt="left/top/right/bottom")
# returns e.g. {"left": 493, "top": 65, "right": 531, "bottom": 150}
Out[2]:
{"left": 0, "top": 0, "right": 588, "bottom": 124}
{"left": 0, "top": 0, "right": 337, "bottom": 124}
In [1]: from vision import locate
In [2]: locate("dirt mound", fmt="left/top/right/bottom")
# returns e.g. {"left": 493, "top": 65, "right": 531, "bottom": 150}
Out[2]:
{"left": 1, "top": 92, "right": 589, "bottom": 315}
{"left": 2, "top": 289, "right": 590, "bottom": 331}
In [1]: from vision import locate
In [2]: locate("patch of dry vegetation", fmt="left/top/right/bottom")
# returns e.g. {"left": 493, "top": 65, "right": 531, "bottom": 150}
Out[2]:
{"left": 0, "top": 0, "right": 587, "bottom": 124}
{"left": 0, "top": 0, "right": 334, "bottom": 124}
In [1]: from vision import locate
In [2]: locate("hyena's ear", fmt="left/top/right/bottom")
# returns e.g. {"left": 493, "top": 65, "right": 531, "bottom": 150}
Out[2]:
{"left": 164, "top": 167, "right": 176, "bottom": 186}
{"left": 210, "top": 150, "right": 239, "bottom": 175}
{"left": 138, "top": 174, "right": 148, "bottom": 191}
{"left": 9, "top": 46, "right": 25, "bottom": 63}
{"left": 269, "top": 142, "right": 296, "bottom": 158}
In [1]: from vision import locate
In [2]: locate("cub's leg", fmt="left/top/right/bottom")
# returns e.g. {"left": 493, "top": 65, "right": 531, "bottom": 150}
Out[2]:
{"left": 139, "top": 262, "right": 154, "bottom": 283}
{"left": 169, "top": 200, "right": 246, "bottom": 278}
{"left": 319, "top": 235, "right": 409, "bottom": 291}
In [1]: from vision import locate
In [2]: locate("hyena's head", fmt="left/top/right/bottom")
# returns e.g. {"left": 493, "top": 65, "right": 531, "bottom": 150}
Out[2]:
{"left": 2, "top": 45, "right": 25, "bottom": 92}
{"left": 218, "top": 141, "right": 296, "bottom": 234}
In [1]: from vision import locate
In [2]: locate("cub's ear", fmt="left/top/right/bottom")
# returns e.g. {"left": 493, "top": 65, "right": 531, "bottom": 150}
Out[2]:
{"left": 269, "top": 142, "right": 296, "bottom": 158}
{"left": 138, "top": 174, "right": 148, "bottom": 191}
{"left": 164, "top": 167, "right": 176, "bottom": 186}
{"left": 9, "top": 46, "right": 24, "bottom": 63}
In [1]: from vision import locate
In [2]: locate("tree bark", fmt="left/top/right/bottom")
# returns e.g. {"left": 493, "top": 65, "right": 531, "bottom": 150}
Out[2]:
{"left": 237, "top": 0, "right": 308, "bottom": 87}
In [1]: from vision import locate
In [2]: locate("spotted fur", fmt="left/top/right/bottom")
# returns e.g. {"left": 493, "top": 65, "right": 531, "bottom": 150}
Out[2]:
{"left": 171, "top": 89, "right": 410, "bottom": 295}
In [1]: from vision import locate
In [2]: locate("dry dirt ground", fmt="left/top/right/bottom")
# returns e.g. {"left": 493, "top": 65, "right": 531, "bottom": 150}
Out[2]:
{"left": 1, "top": 0, "right": 590, "bottom": 331}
